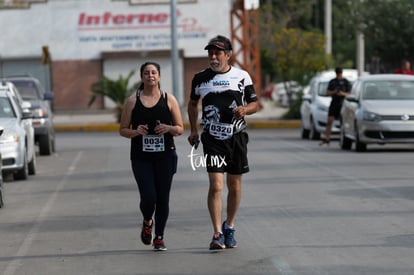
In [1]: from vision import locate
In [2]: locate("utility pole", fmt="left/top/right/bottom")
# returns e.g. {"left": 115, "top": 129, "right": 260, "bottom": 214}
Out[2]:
{"left": 170, "top": 0, "right": 179, "bottom": 101}
{"left": 356, "top": 32, "right": 365, "bottom": 76}
{"left": 356, "top": 0, "right": 365, "bottom": 76}
{"left": 324, "top": 0, "right": 332, "bottom": 55}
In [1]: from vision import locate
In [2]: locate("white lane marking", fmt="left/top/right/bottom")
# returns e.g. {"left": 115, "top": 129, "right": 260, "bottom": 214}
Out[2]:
{"left": 2, "top": 151, "right": 83, "bottom": 275}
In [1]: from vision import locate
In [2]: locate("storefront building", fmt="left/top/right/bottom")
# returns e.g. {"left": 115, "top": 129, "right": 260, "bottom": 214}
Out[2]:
{"left": 0, "top": 0, "right": 232, "bottom": 110}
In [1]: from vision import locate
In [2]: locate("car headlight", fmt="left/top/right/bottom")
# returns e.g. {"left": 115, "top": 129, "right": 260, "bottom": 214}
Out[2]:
{"left": 32, "top": 107, "right": 47, "bottom": 118}
{"left": 0, "top": 130, "right": 19, "bottom": 143}
{"left": 362, "top": 110, "right": 381, "bottom": 121}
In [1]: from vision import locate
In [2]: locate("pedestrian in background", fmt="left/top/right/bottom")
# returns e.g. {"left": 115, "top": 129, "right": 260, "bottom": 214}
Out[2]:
{"left": 119, "top": 61, "right": 183, "bottom": 251}
{"left": 394, "top": 59, "right": 413, "bottom": 75}
{"left": 187, "top": 35, "right": 258, "bottom": 250}
{"left": 320, "top": 67, "right": 351, "bottom": 146}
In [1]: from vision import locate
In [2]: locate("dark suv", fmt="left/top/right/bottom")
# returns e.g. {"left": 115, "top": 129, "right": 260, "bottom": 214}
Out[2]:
{"left": 8, "top": 76, "right": 55, "bottom": 155}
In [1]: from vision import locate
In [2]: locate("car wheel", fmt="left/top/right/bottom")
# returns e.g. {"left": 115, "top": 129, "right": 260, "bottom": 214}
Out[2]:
{"left": 28, "top": 151, "right": 36, "bottom": 175}
{"left": 340, "top": 126, "right": 352, "bottom": 150}
{"left": 301, "top": 124, "right": 310, "bottom": 139}
{"left": 39, "top": 133, "right": 53, "bottom": 156}
{"left": 52, "top": 137, "right": 56, "bottom": 153}
{"left": 309, "top": 118, "right": 320, "bottom": 140}
{"left": 14, "top": 153, "right": 29, "bottom": 180}
{"left": 355, "top": 125, "right": 367, "bottom": 152}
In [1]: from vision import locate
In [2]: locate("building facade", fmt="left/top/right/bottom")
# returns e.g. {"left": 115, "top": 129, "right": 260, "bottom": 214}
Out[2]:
{"left": 0, "top": 0, "right": 233, "bottom": 110}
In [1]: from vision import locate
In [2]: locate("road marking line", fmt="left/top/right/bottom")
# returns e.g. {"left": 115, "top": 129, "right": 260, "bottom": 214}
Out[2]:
{"left": 2, "top": 151, "right": 83, "bottom": 275}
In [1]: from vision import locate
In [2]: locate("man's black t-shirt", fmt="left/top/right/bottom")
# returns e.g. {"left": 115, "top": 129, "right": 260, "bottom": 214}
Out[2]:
{"left": 327, "top": 77, "right": 351, "bottom": 107}
{"left": 190, "top": 66, "right": 257, "bottom": 137}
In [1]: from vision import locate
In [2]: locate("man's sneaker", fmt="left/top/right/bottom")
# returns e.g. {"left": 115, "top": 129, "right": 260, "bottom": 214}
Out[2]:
{"left": 222, "top": 221, "right": 237, "bottom": 248}
{"left": 209, "top": 232, "right": 225, "bottom": 250}
{"left": 319, "top": 139, "right": 330, "bottom": 147}
{"left": 141, "top": 220, "right": 152, "bottom": 245}
{"left": 153, "top": 236, "right": 167, "bottom": 251}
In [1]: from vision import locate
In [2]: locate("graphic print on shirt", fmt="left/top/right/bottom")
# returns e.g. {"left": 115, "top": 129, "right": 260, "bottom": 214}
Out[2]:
{"left": 229, "top": 100, "right": 238, "bottom": 112}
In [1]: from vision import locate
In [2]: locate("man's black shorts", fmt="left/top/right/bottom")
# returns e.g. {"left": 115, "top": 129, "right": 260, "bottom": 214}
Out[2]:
{"left": 328, "top": 103, "right": 342, "bottom": 119}
{"left": 201, "top": 131, "right": 249, "bottom": 174}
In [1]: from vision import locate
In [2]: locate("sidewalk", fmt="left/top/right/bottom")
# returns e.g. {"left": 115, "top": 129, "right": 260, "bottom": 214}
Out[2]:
{"left": 53, "top": 100, "right": 300, "bottom": 132}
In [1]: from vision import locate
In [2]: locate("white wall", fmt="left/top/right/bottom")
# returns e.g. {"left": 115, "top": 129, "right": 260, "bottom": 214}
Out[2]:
{"left": 1, "top": 0, "right": 232, "bottom": 60}
{"left": 103, "top": 56, "right": 184, "bottom": 107}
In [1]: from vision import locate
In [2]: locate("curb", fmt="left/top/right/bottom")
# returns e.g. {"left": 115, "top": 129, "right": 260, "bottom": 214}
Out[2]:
{"left": 54, "top": 123, "right": 120, "bottom": 132}
{"left": 246, "top": 120, "right": 301, "bottom": 129}
{"left": 54, "top": 120, "right": 301, "bottom": 132}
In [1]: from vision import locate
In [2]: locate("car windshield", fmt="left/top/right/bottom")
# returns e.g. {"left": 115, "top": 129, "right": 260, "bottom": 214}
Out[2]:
{"left": 0, "top": 97, "right": 17, "bottom": 118}
{"left": 11, "top": 81, "right": 39, "bottom": 100}
{"left": 362, "top": 81, "right": 414, "bottom": 100}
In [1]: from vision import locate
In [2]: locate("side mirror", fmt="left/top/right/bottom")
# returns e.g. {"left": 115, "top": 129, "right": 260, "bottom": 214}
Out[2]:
{"left": 21, "top": 101, "right": 33, "bottom": 119}
{"left": 21, "top": 101, "right": 31, "bottom": 109}
{"left": 44, "top": 91, "right": 54, "bottom": 101}
{"left": 302, "top": 93, "right": 312, "bottom": 103}
{"left": 0, "top": 126, "right": 3, "bottom": 136}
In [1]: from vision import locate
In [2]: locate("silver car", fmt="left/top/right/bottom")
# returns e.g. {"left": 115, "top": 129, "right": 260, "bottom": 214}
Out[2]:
{"left": 0, "top": 83, "right": 36, "bottom": 180}
{"left": 8, "top": 76, "right": 55, "bottom": 156}
{"left": 340, "top": 74, "right": 414, "bottom": 152}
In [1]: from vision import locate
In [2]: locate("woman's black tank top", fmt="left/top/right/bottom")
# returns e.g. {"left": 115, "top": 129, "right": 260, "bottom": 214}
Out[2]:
{"left": 130, "top": 90, "right": 175, "bottom": 160}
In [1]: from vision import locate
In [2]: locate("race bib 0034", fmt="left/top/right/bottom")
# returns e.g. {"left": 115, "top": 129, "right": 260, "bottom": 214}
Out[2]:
{"left": 142, "top": 135, "right": 165, "bottom": 152}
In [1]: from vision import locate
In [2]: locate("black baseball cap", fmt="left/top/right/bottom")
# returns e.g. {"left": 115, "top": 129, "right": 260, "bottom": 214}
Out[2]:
{"left": 204, "top": 35, "right": 233, "bottom": 51}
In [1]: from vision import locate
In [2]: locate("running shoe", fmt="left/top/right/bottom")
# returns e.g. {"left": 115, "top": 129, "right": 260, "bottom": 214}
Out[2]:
{"left": 153, "top": 236, "right": 167, "bottom": 251}
{"left": 141, "top": 220, "right": 153, "bottom": 245}
{"left": 209, "top": 232, "right": 225, "bottom": 250}
{"left": 222, "top": 221, "right": 237, "bottom": 248}
{"left": 319, "top": 139, "right": 330, "bottom": 147}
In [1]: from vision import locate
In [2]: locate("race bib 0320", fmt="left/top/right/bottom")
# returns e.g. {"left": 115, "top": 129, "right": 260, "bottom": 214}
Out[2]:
{"left": 209, "top": 122, "right": 233, "bottom": 140}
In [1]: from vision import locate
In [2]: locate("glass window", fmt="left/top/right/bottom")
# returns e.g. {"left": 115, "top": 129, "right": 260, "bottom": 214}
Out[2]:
{"left": 11, "top": 81, "right": 40, "bottom": 100}
{"left": 0, "top": 97, "right": 17, "bottom": 118}
{"left": 317, "top": 82, "right": 329, "bottom": 96}
{"left": 363, "top": 81, "right": 414, "bottom": 100}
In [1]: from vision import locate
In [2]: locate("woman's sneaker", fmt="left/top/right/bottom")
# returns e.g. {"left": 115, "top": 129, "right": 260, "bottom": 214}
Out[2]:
{"left": 209, "top": 232, "right": 225, "bottom": 250}
{"left": 222, "top": 221, "right": 237, "bottom": 248}
{"left": 153, "top": 236, "right": 167, "bottom": 251}
{"left": 141, "top": 220, "right": 153, "bottom": 245}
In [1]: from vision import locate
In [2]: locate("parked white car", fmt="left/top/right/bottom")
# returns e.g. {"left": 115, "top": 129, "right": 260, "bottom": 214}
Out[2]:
{"left": 0, "top": 81, "right": 36, "bottom": 180}
{"left": 271, "top": 81, "right": 303, "bottom": 107}
{"left": 340, "top": 74, "right": 414, "bottom": 152}
{"left": 300, "top": 69, "right": 362, "bottom": 140}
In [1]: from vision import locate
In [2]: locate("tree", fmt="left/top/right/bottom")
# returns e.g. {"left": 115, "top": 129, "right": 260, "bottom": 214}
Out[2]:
{"left": 88, "top": 70, "right": 140, "bottom": 122}
{"left": 331, "top": 0, "right": 414, "bottom": 72}
{"left": 259, "top": 0, "right": 329, "bottom": 118}
{"left": 266, "top": 28, "right": 328, "bottom": 117}
{"left": 269, "top": 28, "right": 327, "bottom": 82}
{"left": 362, "top": 0, "right": 414, "bottom": 71}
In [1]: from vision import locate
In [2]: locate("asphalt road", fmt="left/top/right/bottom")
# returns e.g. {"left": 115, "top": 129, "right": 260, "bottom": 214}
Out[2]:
{"left": 1, "top": 130, "right": 414, "bottom": 275}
